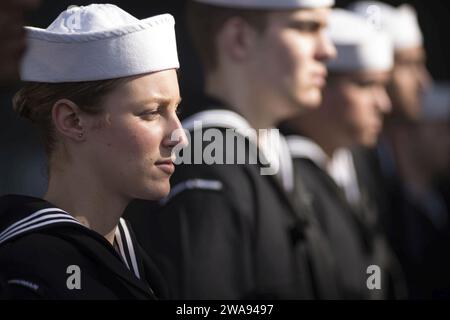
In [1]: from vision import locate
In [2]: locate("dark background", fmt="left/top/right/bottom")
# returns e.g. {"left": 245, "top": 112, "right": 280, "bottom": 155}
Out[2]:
{"left": 1, "top": 0, "right": 449, "bottom": 196}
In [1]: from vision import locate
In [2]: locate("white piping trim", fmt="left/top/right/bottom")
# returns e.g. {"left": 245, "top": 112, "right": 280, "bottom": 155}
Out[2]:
{"left": 119, "top": 219, "right": 140, "bottom": 279}
{"left": 0, "top": 208, "right": 69, "bottom": 239}
{"left": 182, "top": 109, "right": 253, "bottom": 134}
{"left": 286, "top": 135, "right": 328, "bottom": 169}
{"left": 328, "top": 148, "right": 361, "bottom": 206}
{"left": 182, "top": 109, "right": 266, "bottom": 160}
{"left": 278, "top": 135, "right": 295, "bottom": 193}
{"left": 287, "top": 135, "right": 362, "bottom": 204}
{"left": 7, "top": 279, "right": 39, "bottom": 291}
{"left": 160, "top": 179, "right": 223, "bottom": 205}
{"left": 114, "top": 226, "right": 130, "bottom": 270}
{"left": 181, "top": 109, "right": 289, "bottom": 180}
{"left": 0, "top": 213, "right": 80, "bottom": 242}
{"left": 0, "top": 218, "right": 83, "bottom": 245}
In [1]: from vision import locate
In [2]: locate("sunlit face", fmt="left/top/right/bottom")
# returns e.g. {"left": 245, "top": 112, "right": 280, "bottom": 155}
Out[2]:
{"left": 388, "top": 46, "right": 431, "bottom": 121}
{"left": 81, "top": 70, "right": 187, "bottom": 201}
{"left": 0, "top": 0, "right": 40, "bottom": 83}
{"left": 249, "top": 7, "right": 336, "bottom": 121}
{"left": 323, "top": 70, "right": 392, "bottom": 147}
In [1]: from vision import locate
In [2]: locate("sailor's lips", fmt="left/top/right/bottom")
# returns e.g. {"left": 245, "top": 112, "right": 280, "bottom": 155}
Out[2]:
{"left": 155, "top": 160, "right": 175, "bottom": 175}
{"left": 310, "top": 69, "right": 328, "bottom": 88}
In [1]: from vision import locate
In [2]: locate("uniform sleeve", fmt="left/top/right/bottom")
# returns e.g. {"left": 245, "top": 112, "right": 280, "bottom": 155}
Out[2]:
{"left": 4, "top": 282, "right": 44, "bottom": 300}
{"left": 0, "top": 247, "right": 53, "bottom": 299}
{"left": 0, "top": 272, "right": 43, "bottom": 299}
{"left": 126, "top": 165, "right": 256, "bottom": 299}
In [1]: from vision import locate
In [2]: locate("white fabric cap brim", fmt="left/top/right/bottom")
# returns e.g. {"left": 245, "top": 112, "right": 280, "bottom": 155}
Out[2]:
{"left": 348, "top": 1, "right": 423, "bottom": 50}
{"left": 327, "top": 9, "right": 393, "bottom": 72}
{"left": 21, "top": 14, "right": 179, "bottom": 83}
{"left": 193, "top": 0, "right": 334, "bottom": 9}
{"left": 327, "top": 35, "right": 393, "bottom": 72}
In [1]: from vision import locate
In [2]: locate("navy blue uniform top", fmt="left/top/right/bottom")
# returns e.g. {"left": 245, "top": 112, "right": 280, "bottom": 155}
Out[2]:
{"left": 0, "top": 195, "right": 167, "bottom": 299}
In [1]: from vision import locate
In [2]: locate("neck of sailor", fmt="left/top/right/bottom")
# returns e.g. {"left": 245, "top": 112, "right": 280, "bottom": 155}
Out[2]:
{"left": 205, "top": 65, "right": 287, "bottom": 132}
{"left": 44, "top": 154, "right": 127, "bottom": 246}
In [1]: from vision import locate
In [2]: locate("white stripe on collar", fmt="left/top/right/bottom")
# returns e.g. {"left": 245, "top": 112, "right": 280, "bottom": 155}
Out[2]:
{"left": 0, "top": 218, "right": 83, "bottom": 245}
{"left": 182, "top": 109, "right": 265, "bottom": 162}
{"left": 0, "top": 208, "right": 82, "bottom": 245}
{"left": 115, "top": 218, "right": 140, "bottom": 279}
{"left": 182, "top": 109, "right": 252, "bottom": 133}
{"left": 114, "top": 224, "right": 130, "bottom": 270}
{"left": 0, "top": 208, "right": 71, "bottom": 239}
{"left": 0, "top": 212, "right": 80, "bottom": 243}
{"left": 119, "top": 219, "right": 140, "bottom": 280}
{"left": 286, "top": 135, "right": 328, "bottom": 168}
{"left": 328, "top": 149, "right": 361, "bottom": 206}
{"left": 287, "top": 135, "right": 361, "bottom": 204}
{"left": 251, "top": 130, "right": 294, "bottom": 191}
{"left": 182, "top": 109, "right": 294, "bottom": 192}
{"left": 160, "top": 179, "right": 223, "bottom": 205}
{"left": 274, "top": 134, "right": 294, "bottom": 192}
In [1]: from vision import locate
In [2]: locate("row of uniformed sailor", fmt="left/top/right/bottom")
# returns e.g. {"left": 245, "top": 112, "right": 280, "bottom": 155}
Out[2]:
{"left": 1, "top": 0, "right": 446, "bottom": 300}
{"left": 282, "top": 8, "right": 406, "bottom": 299}
{"left": 350, "top": 1, "right": 450, "bottom": 299}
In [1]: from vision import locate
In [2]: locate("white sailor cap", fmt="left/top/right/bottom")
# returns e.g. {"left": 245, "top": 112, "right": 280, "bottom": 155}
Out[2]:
{"left": 192, "top": 0, "right": 335, "bottom": 9}
{"left": 421, "top": 82, "right": 450, "bottom": 121}
{"left": 327, "top": 9, "right": 393, "bottom": 72}
{"left": 21, "top": 4, "right": 179, "bottom": 83}
{"left": 348, "top": 1, "right": 423, "bottom": 50}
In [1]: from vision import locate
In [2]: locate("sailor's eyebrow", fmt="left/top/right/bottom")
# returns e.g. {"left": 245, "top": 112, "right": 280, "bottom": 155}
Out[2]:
{"left": 132, "top": 96, "right": 182, "bottom": 107}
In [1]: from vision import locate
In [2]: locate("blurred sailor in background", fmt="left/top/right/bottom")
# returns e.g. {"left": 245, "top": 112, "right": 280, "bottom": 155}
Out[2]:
{"left": 349, "top": 1, "right": 449, "bottom": 298}
{"left": 0, "top": 0, "right": 40, "bottom": 85}
{"left": 282, "top": 8, "right": 407, "bottom": 299}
